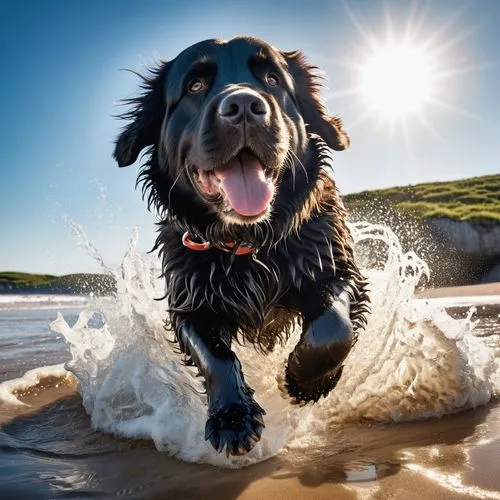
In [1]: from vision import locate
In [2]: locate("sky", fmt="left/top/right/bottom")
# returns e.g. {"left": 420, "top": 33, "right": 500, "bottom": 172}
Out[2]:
{"left": 1, "top": 0, "right": 499, "bottom": 275}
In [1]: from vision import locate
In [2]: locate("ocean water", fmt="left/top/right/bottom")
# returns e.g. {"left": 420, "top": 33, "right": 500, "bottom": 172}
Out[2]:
{"left": 1, "top": 222, "right": 499, "bottom": 476}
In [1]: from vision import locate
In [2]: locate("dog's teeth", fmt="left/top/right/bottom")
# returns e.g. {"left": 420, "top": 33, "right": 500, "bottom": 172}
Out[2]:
{"left": 210, "top": 172, "right": 221, "bottom": 185}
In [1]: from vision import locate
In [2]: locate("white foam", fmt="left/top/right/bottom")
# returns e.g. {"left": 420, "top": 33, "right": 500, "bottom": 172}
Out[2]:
{"left": 0, "top": 294, "right": 88, "bottom": 311}
{"left": 44, "top": 223, "right": 499, "bottom": 468}
{"left": 0, "top": 364, "right": 70, "bottom": 405}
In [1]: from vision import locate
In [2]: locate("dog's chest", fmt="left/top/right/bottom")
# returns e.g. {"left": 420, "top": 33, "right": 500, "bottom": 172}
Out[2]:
{"left": 187, "top": 235, "right": 334, "bottom": 307}
{"left": 164, "top": 214, "right": 344, "bottom": 330}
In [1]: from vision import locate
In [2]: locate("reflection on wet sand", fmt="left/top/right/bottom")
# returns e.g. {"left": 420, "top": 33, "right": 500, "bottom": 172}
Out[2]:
{"left": 1, "top": 380, "right": 499, "bottom": 499}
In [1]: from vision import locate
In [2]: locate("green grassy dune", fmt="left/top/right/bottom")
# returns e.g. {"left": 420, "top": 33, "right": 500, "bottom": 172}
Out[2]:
{"left": 0, "top": 272, "right": 57, "bottom": 287}
{"left": 344, "top": 174, "right": 500, "bottom": 222}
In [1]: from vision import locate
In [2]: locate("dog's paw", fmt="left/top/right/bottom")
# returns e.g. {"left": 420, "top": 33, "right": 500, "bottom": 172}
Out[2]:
{"left": 284, "top": 365, "right": 344, "bottom": 405}
{"left": 205, "top": 401, "right": 265, "bottom": 456}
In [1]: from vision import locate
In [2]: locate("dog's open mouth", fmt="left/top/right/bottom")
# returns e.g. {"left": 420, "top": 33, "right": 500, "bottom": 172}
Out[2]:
{"left": 191, "top": 149, "right": 277, "bottom": 217}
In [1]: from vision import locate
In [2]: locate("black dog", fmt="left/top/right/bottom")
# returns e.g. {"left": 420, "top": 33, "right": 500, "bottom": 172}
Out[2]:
{"left": 114, "top": 37, "right": 369, "bottom": 456}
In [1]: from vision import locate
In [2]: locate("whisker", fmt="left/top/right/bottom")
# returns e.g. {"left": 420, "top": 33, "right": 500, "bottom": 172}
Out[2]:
{"left": 168, "top": 166, "right": 186, "bottom": 208}
{"left": 289, "top": 150, "right": 309, "bottom": 183}
{"left": 286, "top": 155, "right": 297, "bottom": 192}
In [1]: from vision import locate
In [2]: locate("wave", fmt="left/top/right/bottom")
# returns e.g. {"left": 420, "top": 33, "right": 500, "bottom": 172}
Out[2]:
{"left": 0, "top": 364, "right": 71, "bottom": 405}
{"left": 3, "top": 222, "right": 499, "bottom": 469}
{"left": 0, "top": 294, "right": 89, "bottom": 311}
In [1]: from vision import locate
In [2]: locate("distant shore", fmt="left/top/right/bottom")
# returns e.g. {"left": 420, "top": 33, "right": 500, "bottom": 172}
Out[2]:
{"left": 1, "top": 278, "right": 499, "bottom": 302}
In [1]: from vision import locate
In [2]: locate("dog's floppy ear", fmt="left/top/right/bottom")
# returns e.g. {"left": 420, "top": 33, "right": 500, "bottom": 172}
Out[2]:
{"left": 284, "top": 51, "right": 350, "bottom": 151}
{"left": 114, "top": 63, "right": 169, "bottom": 167}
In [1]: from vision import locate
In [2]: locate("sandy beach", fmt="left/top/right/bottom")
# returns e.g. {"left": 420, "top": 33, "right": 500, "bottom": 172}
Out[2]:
{"left": 1, "top": 284, "right": 499, "bottom": 499}
{"left": 2, "top": 377, "right": 499, "bottom": 499}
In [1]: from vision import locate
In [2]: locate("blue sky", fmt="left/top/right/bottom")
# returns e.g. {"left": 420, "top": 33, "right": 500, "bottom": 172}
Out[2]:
{"left": 1, "top": 0, "right": 499, "bottom": 274}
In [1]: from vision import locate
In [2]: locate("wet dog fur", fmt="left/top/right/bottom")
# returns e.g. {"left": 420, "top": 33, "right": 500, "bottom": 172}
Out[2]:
{"left": 114, "top": 36, "right": 369, "bottom": 456}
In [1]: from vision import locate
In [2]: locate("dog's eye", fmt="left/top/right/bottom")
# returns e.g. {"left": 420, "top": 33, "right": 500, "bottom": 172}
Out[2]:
{"left": 188, "top": 79, "right": 205, "bottom": 93}
{"left": 266, "top": 73, "right": 280, "bottom": 87}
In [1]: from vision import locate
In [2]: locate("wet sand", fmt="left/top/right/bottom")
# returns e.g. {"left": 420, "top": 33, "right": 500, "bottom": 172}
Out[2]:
{"left": 2, "top": 378, "right": 499, "bottom": 499}
{"left": 1, "top": 285, "right": 499, "bottom": 499}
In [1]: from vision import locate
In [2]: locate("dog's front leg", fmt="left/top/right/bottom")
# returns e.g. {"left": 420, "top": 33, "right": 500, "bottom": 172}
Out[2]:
{"left": 176, "top": 319, "right": 265, "bottom": 456}
{"left": 285, "top": 286, "right": 353, "bottom": 404}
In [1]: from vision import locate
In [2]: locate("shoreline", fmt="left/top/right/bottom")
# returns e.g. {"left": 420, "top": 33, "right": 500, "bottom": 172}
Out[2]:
{"left": 0, "top": 283, "right": 499, "bottom": 498}
{"left": 0, "top": 282, "right": 498, "bottom": 298}
{"left": 2, "top": 379, "right": 499, "bottom": 499}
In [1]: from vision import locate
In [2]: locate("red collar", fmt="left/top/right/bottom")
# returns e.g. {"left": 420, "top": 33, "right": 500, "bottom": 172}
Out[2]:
{"left": 182, "top": 232, "right": 255, "bottom": 256}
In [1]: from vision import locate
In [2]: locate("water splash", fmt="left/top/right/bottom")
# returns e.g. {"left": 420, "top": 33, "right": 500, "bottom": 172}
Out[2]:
{"left": 50, "top": 222, "right": 499, "bottom": 468}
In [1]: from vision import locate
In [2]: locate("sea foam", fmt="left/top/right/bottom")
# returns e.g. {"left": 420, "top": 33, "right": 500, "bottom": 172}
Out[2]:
{"left": 0, "top": 295, "right": 88, "bottom": 311}
{"left": 40, "top": 222, "right": 500, "bottom": 468}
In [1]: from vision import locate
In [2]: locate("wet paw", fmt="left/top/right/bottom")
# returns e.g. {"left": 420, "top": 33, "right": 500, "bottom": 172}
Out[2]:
{"left": 284, "top": 365, "right": 344, "bottom": 405}
{"left": 205, "top": 401, "right": 265, "bottom": 456}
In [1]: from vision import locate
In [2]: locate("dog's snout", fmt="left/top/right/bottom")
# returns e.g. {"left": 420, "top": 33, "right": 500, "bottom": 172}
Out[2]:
{"left": 217, "top": 89, "right": 269, "bottom": 125}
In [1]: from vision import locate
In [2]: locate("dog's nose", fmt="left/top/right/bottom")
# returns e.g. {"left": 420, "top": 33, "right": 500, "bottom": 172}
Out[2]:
{"left": 217, "top": 89, "right": 269, "bottom": 125}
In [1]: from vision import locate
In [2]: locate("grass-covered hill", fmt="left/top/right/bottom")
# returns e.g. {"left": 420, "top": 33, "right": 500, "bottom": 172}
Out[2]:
{"left": 344, "top": 174, "right": 500, "bottom": 222}
{"left": 343, "top": 174, "right": 500, "bottom": 287}
{"left": 0, "top": 272, "right": 57, "bottom": 288}
{"left": 0, "top": 272, "right": 116, "bottom": 295}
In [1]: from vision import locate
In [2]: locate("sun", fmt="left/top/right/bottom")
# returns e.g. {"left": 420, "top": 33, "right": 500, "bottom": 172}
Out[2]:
{"left": 330, "top": 2, "right": 483, "bottom": 141}
{"left": 359, "top": 42, "right": 435, "bottom": 120}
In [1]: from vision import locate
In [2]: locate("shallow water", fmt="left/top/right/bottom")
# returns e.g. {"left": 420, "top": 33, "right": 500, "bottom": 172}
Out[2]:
{"left": 0, "top": 222, "right": 499, "bottom": 498}
{"left": 1, "top": 362, "right": 499, "bottom": 499}
{"left": 0, "top": 306, "right": 74, "bottom": 382}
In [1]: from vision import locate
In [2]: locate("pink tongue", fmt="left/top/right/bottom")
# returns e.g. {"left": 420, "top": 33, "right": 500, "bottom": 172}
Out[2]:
{"left": 214, "top": 152, "right": 274, "bottom": 216}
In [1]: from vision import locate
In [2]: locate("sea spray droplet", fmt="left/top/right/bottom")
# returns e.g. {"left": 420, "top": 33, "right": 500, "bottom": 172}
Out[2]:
{"left": 51, "top": 222, "right": 500, "bottom": 467}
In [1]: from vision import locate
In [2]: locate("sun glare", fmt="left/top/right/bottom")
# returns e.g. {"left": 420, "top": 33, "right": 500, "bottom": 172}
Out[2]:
{"left": 330, "top": 3, "right": 483, "bottom": 142}
{"left": 359, "top": 43, "right": 434, "bottom": 119}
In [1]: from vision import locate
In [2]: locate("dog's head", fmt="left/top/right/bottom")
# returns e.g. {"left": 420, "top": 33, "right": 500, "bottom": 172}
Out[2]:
{"left": 114, "top": 36, "right": 349, "bottom": 228}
